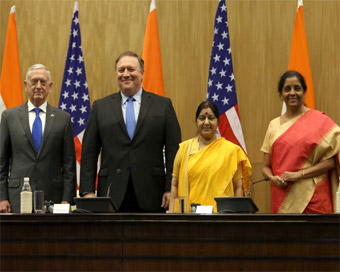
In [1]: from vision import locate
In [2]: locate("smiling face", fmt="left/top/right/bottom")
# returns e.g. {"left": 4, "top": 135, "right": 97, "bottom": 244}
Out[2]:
{"left": 116, "top": 56, "right": 144, "bottom": 97}
{"left": 24, "top": 68, "right": 52, "bottom": 107}
{"left": 279, "top": 76, "right": 306, "bottom": 108}
{"left": 196, "top": 107, "right": 218, "bottom": 141}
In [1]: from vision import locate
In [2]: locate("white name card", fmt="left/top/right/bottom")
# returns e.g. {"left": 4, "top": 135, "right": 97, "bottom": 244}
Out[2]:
{"left": 53, "top": 204, "right": 70, "bottom": 214}
{"left": 196, "top": 205, "right": 213, "bottom": 214}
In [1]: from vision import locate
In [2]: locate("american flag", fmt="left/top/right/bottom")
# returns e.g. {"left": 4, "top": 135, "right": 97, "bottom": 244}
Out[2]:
{"left": 58, "top": 2, "right": 90, "bottom": 186}
{"left": 207, "top": 0, "right": 247, "bottom": 153}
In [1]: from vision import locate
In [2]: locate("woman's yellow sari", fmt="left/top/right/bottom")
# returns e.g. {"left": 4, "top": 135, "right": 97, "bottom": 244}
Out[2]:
{"left": 175, "top": 137, "right": 251, "bottom": 212}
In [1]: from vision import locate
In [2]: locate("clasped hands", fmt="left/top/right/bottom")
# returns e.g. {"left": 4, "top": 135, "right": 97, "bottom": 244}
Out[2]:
{"left": 271, "top": 171, "right": 302, "bottom": 189}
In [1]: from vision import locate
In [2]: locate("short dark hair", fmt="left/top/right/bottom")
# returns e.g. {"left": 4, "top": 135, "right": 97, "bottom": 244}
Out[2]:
{"left": 196, "top": 101, "right": 220, "bottom": 123}
{"left": 278, "top": 70, "right": 307, "bottom": 94}
{"left": 115, "top": 51, "right": 144, "bottom": 72}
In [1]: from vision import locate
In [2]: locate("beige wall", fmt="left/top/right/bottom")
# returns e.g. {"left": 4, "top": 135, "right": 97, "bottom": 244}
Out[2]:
{"left": 1, "top": 0, "right": 339, "bottom": 212}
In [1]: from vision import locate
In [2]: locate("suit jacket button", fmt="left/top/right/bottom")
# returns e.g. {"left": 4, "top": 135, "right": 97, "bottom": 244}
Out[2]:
{"left": 116, "top": 169, "right": 121, "bottom": 174}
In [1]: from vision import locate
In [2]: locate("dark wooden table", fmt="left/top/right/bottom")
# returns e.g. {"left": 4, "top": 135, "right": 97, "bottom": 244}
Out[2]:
{"left": 1, "top": 213, "right": 339, "bottom": 271}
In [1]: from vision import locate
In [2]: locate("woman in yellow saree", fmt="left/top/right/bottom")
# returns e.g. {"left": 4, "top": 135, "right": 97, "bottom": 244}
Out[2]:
{"left": 169, "top": 101, "right": 252, "bottom": 213}
{"left": 261, "top": 71, "right": 340, "bottom": 213}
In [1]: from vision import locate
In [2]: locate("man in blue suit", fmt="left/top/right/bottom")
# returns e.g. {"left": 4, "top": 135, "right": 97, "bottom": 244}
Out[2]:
{"left": 80, "top": 51, "right": 181, "bottom": 212}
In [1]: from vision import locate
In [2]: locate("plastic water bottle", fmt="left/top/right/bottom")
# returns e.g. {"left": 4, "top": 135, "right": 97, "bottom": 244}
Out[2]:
{"left": 20, "top": 177, "right": 32, "bottom": 213}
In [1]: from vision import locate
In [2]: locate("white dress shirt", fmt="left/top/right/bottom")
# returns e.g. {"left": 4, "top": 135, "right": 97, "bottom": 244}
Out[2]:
{"left": 27, "top": 100, "right": 47, "bottom": 134}
{"left": 121, "top": 88, "right": 142, "bottom": 124}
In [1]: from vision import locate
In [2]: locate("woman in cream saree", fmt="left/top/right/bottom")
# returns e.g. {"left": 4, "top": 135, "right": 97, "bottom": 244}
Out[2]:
{"left": 262, "top": 71, "right": 340, "bottom": 213}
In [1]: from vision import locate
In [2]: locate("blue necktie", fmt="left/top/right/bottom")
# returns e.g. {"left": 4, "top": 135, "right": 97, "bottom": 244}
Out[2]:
{"left": 126, "top": 97, "right": 136, "bottom": 140}
{"left": 32, "top": 108, "right": 42, "bottom": 153}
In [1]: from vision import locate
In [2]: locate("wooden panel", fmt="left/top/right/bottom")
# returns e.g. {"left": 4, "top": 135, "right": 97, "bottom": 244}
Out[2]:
{"left": 1, "top": 214, "right": 339, "bottom": 271}
{"left": 123, "top": 218, "right": 340, "bottom": 271}
{"left": 251, "top": 162, "right": 271, "bottom": 213}
{"left": 1, "top": 0, "right": 339, "bottom": 213}
{"left": 1, "top": 219, "right": 123, "bottom": 271}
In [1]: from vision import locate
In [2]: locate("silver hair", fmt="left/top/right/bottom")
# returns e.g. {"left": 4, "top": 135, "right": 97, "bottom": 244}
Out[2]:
{"left": 25, "top": 64, "right": 51, "bottom": 82}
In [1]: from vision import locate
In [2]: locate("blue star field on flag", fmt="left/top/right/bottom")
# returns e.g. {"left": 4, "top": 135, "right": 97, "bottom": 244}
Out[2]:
{"left": 58, "top": 4, "right": 90, "bottom": 137}
{"left": 207, "top": 0, "right": 238, "bottom": 114}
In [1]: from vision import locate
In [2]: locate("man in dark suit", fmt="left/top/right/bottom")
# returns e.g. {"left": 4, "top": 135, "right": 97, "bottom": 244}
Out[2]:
{"left": 80, "top": 51, "right": 181, "bottom": 212}
{"left": 0, "top": 64, "right": 76, "bottom": 213}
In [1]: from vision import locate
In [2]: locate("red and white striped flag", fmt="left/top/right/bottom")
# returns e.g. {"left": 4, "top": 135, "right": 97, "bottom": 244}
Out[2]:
{"left": 206, "top": 0, "right": 247, "bottom": 153}
{"left": 58, "top": 2, "right": 91, "bottom": 187}
{"left": 0, "top": 6, "right": 23, "bottom": 120}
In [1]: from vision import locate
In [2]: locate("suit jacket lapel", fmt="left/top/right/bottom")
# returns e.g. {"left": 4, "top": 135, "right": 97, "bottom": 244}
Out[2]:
{"left": 39, "top": 104, "right": 55, "bottom": 155}
{"left": 135, "top": 90, "right": 151, "bottom": 136}
{"left": 110, "top": 92, "right": 129, "bottom": 137}
{"left": 18, "top": 103, "right": 36, "bottom": 152}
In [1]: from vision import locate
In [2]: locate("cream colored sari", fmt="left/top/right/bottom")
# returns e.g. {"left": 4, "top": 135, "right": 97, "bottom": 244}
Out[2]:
{"left": 261, "top": 110, "right": 340, "bottom": 213}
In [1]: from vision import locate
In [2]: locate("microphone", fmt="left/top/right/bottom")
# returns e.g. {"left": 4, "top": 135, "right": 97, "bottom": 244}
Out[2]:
{"left": 106, "top": 173, "right": 118, "bottom": 197}
{"left": 106, "top": 182, "right": 113, "bottom": 197}
{"left": 247, "top": 177, "right": 269, "bottom": 197}
{"left": 44, "top": 200, "right": 54, "bottom": 213}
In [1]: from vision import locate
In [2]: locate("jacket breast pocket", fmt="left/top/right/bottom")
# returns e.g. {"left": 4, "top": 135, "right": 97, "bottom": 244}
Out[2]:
{"left": 8, "top": 179, "right": 20, "bottom": 188}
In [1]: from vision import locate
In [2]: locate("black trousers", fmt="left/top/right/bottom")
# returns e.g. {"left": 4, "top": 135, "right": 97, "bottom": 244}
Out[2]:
{"left": 118, "top": 175, "right": 143, "bottom": 212}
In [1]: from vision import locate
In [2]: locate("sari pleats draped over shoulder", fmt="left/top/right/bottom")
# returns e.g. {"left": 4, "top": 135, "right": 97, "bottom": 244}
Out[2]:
{"left": 177, "top": 137, "right": 252, "bottom": 212}
{"left": 270, "top": 110, "right": 340, "bottom": 213}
